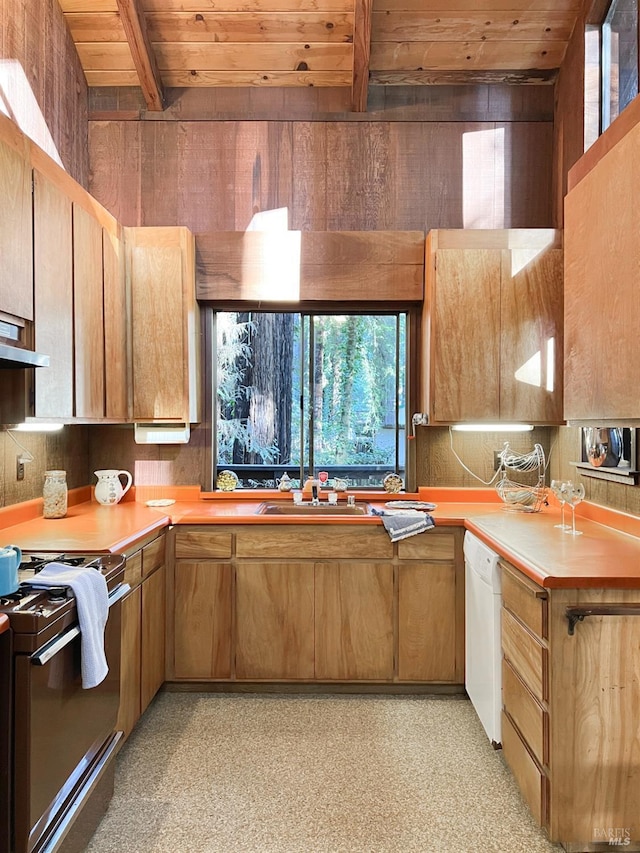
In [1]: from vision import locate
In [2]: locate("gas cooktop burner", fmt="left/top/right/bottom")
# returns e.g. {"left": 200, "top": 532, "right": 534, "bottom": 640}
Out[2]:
{"left": 0, "top": 553, "right": 126, "bottom": 631}
{"left": 19, "top": 554, "right": 86, "bottom": 574}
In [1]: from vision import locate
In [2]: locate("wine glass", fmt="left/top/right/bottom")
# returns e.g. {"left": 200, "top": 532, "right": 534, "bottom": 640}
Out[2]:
{"left": 564, "top": 482, "right": 585, "bottom": 536}
{"left": 550, "top": 480, "right": 570, "bottom": 530}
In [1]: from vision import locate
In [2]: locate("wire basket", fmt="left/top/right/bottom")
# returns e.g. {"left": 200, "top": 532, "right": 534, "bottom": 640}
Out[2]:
{"left": 495, "top": 442, "right": 547, "bottom": 513}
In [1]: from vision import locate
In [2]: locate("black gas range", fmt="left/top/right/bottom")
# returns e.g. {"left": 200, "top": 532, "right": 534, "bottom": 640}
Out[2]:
{"left": 0, "top": 552, "right": 127, "bottom": 853}
{"left": 0, "top": 553, "right": 125, "bottom": 648}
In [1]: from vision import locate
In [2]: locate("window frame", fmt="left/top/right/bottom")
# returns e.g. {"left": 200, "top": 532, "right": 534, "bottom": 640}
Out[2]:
{"left": 204, "top": 305, "right": 419, "bottom": 492}
{"left": 585, "top": 0, "right": 640, "bottom": 148}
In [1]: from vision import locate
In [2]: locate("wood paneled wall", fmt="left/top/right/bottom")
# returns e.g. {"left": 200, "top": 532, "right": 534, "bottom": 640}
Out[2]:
{"left": 0, "top": 0, "right": 89, "bottom": 185}
{"left": 88, "top": 86, "right": 555, "bottom": 233}
{"left": 552, "top": 0, "right": 588, "bottom": 227}
{"left": 85, "top": 84, "right": 557, "bottom": 498}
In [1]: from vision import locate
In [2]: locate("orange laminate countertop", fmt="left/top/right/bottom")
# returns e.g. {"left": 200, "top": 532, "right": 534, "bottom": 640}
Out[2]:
{"left": 467, "top": 510, "right": 640, "bottom": 589}
{"left": 0, "top": 501, "right": 170, "bottom": 555}
{"left": 1, "top": 487, "right": 639, "bottom": 589}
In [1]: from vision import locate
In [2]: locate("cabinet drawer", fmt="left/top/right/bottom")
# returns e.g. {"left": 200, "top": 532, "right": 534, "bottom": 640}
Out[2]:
{"left": 502, "top": 711, "right": 547, "bottom": 828}
{"left": 396, "top": 533, "right": 455, "bottom": 561}
{"left": 502, "top": 607, "right": 547, "bottom": 703}
{"left": 501, "top": 562, "right": 547, "bottom": 640}
{"left": 236, "top": 526, "right": 393, "bottom": 559}
{"left": 124, "top": 550, "right": 142, "bottom": 588}
{"left": 502, "top": 658, "right": 547, "bottom": 767}
{"left": 142, "top": 535, "right": 165, "bottom": 578}
{"left": 174, "top": 528, "right": 233, "bottom": 559}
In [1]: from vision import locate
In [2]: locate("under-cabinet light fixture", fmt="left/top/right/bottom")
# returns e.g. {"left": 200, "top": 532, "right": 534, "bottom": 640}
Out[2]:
{"left": 450, "top": 424, "right": 534, "bottom": 432}
{"left": 9, "top": 423, "right": 64, "bottom": 432}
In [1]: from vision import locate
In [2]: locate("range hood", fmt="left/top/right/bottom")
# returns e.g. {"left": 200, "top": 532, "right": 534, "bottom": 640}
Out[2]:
{"left": 0, "top": 343, "right": 50, "bottom": 369}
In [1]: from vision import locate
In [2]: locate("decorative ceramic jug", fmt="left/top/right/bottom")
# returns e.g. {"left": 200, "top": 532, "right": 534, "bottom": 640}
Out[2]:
{"left": 276, "top": 473, "right": 293, "bottom": 492}
{"left": 94, "top": 469, "right": 133, "bottom": 506}
{"left": 0, "top": 544, "right": 21, "bottom": 596}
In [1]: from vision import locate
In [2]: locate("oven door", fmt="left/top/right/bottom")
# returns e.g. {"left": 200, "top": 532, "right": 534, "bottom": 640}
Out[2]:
{"left": 13, "top": 585, "right": 127, "bottom": 853}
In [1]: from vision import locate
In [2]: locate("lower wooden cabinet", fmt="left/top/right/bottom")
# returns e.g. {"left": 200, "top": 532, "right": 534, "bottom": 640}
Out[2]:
{"left": 236, "top": 562, "right": 314, "bottom": 679}
{"left": 501, "top": 560, "right": 640, "bottom": 849}
{"left": 315, "top": 561, "right": 393, "bottom": 680}
{"left": 173, "top": 561, "right": 232, "bottom": 679}
{"left": 117, "top": 533, "right": 166, "bottom": 740}
{"left": 141, "top": 564, "right": 166, "bottom": 713}
{"left": 169, "top": 525, "right": 463, "bottom": 685}
{"left": 501, "top": 710, "right": 547, "bottom": 827}
{"left": 118, "top": 585, "right": 142, "bottom": 739}
{"left": 398, "top": 562, "right": 460, "bottom": 682}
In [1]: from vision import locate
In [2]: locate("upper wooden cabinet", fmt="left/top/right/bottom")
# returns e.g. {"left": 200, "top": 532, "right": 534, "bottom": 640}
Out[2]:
{"left": 103, "top": 229, "right": 128, "bottom": 421}
{"left": 0, "top": 135, "right": 33, "bottom": 322}
{"left": 196, "top": 231, "right": 425, "bottom": 302}
{"left": 125, "top": 226, "right": 201, "bottom": 424}
{"left": 73, "top": 204, "right": 105, "bottom": 419}
{"left": 421, "top": 229, "right": 564, "bottom": 425}
{"left": 33, "top": 170, "right": 73, "bottom": 420}
{"left": 564, "top": 119, "right": 640, "bottom": 423}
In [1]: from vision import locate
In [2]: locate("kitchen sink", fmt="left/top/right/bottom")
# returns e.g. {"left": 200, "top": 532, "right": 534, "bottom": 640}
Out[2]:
{"left": 256, "top": 501, "right": 372, "bottom": 516}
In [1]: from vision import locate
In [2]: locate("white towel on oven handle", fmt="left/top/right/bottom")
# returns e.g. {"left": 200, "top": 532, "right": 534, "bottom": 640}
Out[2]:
{"left": 30, "top": 563, "right": 109, "bottom": 689}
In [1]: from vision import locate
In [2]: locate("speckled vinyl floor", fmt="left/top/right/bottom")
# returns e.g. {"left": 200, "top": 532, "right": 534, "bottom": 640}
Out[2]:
{"left": 86, "top": 693, "right": 562, "bottom": 853}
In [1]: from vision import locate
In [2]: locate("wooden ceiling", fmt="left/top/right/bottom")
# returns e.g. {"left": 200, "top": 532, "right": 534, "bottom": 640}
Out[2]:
{"left": 58, "top": 0, "right": 581, "bottom": 112}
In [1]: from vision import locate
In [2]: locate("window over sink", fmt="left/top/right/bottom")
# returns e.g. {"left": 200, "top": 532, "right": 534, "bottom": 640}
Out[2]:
{"left": 211, "top": 311, "right": 407, "bottom": 490}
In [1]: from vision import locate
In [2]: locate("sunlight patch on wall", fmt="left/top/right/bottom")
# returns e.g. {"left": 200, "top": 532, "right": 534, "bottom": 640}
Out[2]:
{"left": 510, "top": 241, "right": 556, "bottom": 275}
{"left": 241, "top": 208, "right": 301, "bottom": 301}
{"left": 462, "top": 127, "right": 504, "bottom": 228}
{"left": 0, "top": 60, "right": 63, "bottom": 168}
{"left": 514, "top": 337, "right": 555, "bottom": 392}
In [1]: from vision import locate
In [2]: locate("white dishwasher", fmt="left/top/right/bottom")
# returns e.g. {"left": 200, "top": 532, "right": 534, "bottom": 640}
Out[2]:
{"left": 464, "top": 530, "right": 502, "bottom": 747}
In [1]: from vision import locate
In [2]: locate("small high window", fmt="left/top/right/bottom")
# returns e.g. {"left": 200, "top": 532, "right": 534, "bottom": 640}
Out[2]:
{"left": 585, "top": 0, "right": 639, "bottom": 147}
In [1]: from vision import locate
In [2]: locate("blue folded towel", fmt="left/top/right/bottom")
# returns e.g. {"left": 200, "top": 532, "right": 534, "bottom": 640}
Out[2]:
{"left": 371, "top": 508, "right": 435, "bottom": 541}
{"left": 31, "top": 563, "right": 109, "bottom": 689}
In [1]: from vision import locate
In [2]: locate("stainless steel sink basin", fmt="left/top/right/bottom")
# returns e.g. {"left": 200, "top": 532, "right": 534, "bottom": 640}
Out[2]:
{"left": 256, "top": 501, "right": 371, "bottom": 516}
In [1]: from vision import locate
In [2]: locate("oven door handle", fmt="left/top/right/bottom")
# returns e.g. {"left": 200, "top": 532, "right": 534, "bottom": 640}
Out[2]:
{"left": 31, "top": 582, "right": 131, "bottom": 666}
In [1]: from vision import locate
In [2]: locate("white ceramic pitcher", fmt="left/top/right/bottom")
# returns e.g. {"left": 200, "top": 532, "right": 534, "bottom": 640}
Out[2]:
{"left": 94, "top": 469, "right": 133, "bottom": 506}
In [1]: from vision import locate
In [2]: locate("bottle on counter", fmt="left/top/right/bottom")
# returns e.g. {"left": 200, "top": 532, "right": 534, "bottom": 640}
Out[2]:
{"left": 43, "top": 470, "right": 68, "bottom": 519}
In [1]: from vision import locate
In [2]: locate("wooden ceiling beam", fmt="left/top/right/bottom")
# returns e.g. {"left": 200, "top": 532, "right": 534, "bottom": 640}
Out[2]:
{"left": 369, "top": 68, "right": 558, "bottom": 85}
{"left": 115, "top": 0, "right": 165, "bottom": 111}
{"left": 351, "top": 0, "right": 373, "bottom": 112}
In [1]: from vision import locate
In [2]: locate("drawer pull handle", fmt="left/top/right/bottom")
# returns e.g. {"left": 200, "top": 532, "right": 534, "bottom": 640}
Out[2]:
{"left": 566, "top": 604, "right": 640, "bottom": 635}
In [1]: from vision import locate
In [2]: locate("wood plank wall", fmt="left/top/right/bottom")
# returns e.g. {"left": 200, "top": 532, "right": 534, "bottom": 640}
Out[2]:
{"left": 88, "top": 86, "right": 555, "bottom": 235}
{"left": 0, "top": 0, "right": 89, "bottom": 185}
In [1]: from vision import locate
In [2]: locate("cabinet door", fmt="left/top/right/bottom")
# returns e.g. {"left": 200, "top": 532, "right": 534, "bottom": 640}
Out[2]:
{"left": 103, "top": 228, "right": 128, "bottom": 420}
{"left": 398, "top": 562, "right": 459, "bottom": 682}
{"left": 117, "top": 585, "right": 142, "bottom": 740}
{"left": 73, "top": 204, "right": 105, "bottom": 418}
{"left": 141, "top": 565, "right": 165, "bottom": 712}
{"left": 173, "top": 561, "right": 232, "bottom": 679}
{"left": 429, "top": 249, "right": 501, "bottom": 422}
{"left": 564, "top": 123, "right": 640, "bottom": 420}
{"left": 0, "top": 137, "right": 32, "bottom": 320}
{"left": 500, "top": 248, "right": 563, "bottom": 424}
{"left": 33, "top": 171, "right": 74, "bottom": 418}
{"left": 315, "top": 562, "right": 393, "bottom": 680}
{"left": 127, "top": 226, "right": 200, "bottom": 424}
{"left": 236, "top": 562, "right": 314, "bottom": 679}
